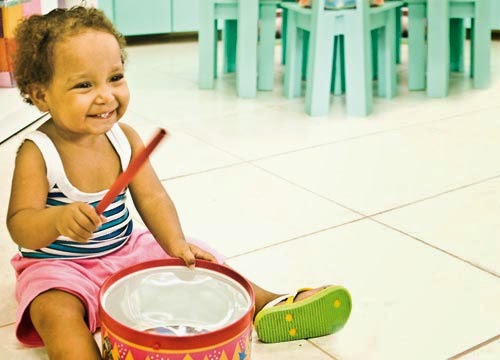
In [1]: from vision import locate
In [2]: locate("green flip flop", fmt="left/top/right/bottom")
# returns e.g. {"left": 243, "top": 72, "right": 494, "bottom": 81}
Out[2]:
{"left": 254, "top": 286, "right": 352, "bottom": 343}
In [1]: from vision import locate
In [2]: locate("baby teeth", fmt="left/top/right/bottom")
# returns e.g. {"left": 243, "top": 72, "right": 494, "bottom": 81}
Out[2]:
{"left": 97, "top": 112, "right": 111, "bottom": 118}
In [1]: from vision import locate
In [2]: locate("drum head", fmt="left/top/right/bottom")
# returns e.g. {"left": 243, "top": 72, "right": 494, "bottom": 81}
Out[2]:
{"left": 101, "top": 265, "right": 252, "bottom": 336}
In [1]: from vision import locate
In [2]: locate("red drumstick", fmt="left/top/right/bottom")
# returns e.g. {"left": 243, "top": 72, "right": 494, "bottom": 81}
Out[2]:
{"left": 95, "top": 128, "right": 168, "bottom": 215}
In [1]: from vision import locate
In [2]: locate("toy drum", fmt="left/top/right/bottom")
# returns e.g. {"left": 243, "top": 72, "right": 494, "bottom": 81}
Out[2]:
{"left": 99, "top": 259, "right": 255, "bottom": 360}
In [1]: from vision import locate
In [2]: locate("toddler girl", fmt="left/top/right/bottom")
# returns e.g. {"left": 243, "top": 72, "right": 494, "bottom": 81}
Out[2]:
{"left": 7, "top": 6, "right": 351, "bottom": 359}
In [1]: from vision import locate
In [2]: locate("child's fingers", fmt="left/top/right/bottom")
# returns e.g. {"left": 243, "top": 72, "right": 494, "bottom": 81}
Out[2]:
{"left": 57, "top": 203, "right": 104, "bottom": 242}
{"left": 78, "top": 203, "right": 102, "bottom": 226}
{"left": 189, "top": 244, "right": 217, "bottom": 263}
{"left": 166, "top": 243, "right": 217, "bottom": 268}
{"left": 79, "top": 204, "right": 105, "bottom": 230}
{"left": 66, "top": 227, "right": 92, "bottom": 243}
{"left": 70, "top": 215, "right": 98, "bottom": 242}
{"left": 99, "top": 215, "right": 107, "bottom": 225}
{"left": 179, "top": 248, "right": 196, "bottom": 269}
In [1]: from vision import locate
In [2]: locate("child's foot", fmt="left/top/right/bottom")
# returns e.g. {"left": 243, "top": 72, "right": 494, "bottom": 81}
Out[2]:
{"left": 254, "top": 285, "right": 351, "bottom": 343}
{"left": 274, "top": 286, "right": 327, "bottom": 306}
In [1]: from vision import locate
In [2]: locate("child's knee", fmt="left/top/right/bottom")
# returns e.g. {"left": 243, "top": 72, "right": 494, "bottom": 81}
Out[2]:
{"left": 29, "top": 289, "right": 86, "bottom": 332}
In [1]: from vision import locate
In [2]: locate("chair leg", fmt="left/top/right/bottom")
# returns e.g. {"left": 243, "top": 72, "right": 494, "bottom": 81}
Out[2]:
{"left": 236, "top": 0, "right": 258, "bottom": 98}
{"left": 407, "top": 3, "right": 426, "bottom": 91}
{"left": 344, "top": 2, "right": 373, "bottom": 116}
{"left": 283, "top": 13, "right": 303, "bottom": 98}
{"left": 371, "top": 29, "right": 378, "bottom": 80}
{"left": 258, "top": 3, "right": 277, "bottom": 91}
{"left": 302, "top": 31, "right": 310, "bottom": 81}
{"left": 331, "top": 35, "right": 346, "bottom": 95}
{"left": 281, "top": 7, "right": 288, "bottom": 65}
{"left": 471, "top": 0, "right": 491, "bottom": 88}
{"left": 377, "top": 7, "right": 397, "bottom": 99}
{"left": 450, "top": 18, "right": 465, "bottom": 72}
{"left": 198, "top": 0, "right": 217, "bottom": 89}
{"left": 395, "top": 5, "right": 402, "bottom": 64}
{"left": 305, "top": 19, "right": 335, "bottom": 116}
{"left": 224, "top": 20, "right": 237, "bottom": 74}
{"left": 427, "top": 1, "right": 449, "bottom": 97}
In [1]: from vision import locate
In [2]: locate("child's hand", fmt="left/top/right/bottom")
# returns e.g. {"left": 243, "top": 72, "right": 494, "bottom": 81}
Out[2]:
{"left": 168, "top": 241, "right": 217, "bottom": 269}
{"left": 55, "top": 202, "right": 104, "bottom": 243}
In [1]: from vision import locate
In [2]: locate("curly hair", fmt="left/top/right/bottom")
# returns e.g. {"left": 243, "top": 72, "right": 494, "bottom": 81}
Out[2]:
{"left": 13, "top": 6, "right": 127, "bottom": 105}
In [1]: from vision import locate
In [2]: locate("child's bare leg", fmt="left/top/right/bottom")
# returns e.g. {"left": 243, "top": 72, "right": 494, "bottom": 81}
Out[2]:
{"left": 251, "top": 281, "right": 281, "bottom": 314}
{"left": 222, "top": 264, "right": 325, "bottom": 314}
{"left": 29, "top": 290, "right": 101, "bottom": 360}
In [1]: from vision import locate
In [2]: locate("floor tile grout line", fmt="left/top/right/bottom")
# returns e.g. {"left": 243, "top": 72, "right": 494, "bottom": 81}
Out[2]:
{"left": 160, "top": 159, "right": 500, "bottom": 231}
{"left": 307, "top": 339, "right": 340, "bottom": 359}
{"left": 364, "top": 174, "right": 500, "bottom": 278}
{"left": 151, "top": 101, "right": 500, "bottom": 185}
{"left": 250, "top": 162, "right": 500, "bottom": 228}
{"left": 366, "top": 174, "right": 500, "bottom": 218}
{"left": 159, "top": 138, "right": 500, "bottom": 226}
{"left": 155, "top": 101, "right": 500, "bottom": 167}
{"left": 447, "top": 334, "right": 500, "bottom": 359}
{"left": 158, "top": 151, "right": 500, "bottom": 279}
{"left": 246, "top": 103, "right": 500, "bottom": 163}
{"left": 160, "top": 155, "right": 500, "bottom": 222}
{"left": 137, "top": 89, "right": 500, "bottom": 171}
{"left": 0, "top": 113, "right": 48, "bottom": 146}
{"left": 13, "top": 107, "right": 497, "bottom": 199}
{"left": 371, "top": 218, "right": 499, "bottom": 278}
{"left": 146, "top": 117, "right": 259, "bottom": 182}
{"left": 228, "top": 211, "right": 499, "bottom": 280}
{"left": 248, "top": 163, "right": 368, "bottom": 216}
{"left": 9, "top": 113, "right": 500, "bottom": 196}
{"left": 159, "top": 161, "right": 248, "bottom": 182}
{"left": 0, "top": 322, "right": 15, "bottom": 329}
{"left": 226, "top": 216, "right": 370, "bottom": 261}
{"left": 223, "top": 167, "right": 499, "bottom": 276}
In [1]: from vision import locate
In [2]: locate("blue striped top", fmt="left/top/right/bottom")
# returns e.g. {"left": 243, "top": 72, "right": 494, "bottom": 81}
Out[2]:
{"left": 20, "top": 125, "right": 134, "bottom": 259}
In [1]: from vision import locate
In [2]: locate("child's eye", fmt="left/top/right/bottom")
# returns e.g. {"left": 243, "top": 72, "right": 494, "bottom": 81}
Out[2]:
{"left": 75, "top": 82, "right": 92, "bottom": 89}
{"left": 110, "top": 74, "right": 124, "bottom": 82}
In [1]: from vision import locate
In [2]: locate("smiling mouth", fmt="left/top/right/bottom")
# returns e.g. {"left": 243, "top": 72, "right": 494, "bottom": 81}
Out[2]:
{"left": 91, "top": 111, "right": 114, "bottom": 119}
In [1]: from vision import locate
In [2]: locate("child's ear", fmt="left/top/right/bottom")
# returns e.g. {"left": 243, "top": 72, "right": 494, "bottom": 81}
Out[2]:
{"left": 27, "top": 84, "right": 50, "bottom": 112}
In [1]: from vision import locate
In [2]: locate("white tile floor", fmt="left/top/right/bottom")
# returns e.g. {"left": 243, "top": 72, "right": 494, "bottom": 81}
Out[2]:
{"left": 0, "top": 35, "right": 499, "bottom": 359}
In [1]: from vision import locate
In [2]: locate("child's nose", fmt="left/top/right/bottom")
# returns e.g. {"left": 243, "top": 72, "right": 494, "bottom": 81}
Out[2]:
{"left": 96, "top": 86, "right": 114, "bottom": 104}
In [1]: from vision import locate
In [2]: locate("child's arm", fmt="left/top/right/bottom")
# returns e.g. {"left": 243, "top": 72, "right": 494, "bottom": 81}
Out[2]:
{"left": 121, "top": 124, "right": 216, "bottom": 267}
{"left": 7, "top": 141, "right": 102, "bottom": 249}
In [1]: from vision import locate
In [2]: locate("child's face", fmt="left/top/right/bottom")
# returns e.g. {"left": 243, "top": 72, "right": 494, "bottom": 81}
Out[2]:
{"left": 33, "top": 30, "right": 129, "bottom": 136}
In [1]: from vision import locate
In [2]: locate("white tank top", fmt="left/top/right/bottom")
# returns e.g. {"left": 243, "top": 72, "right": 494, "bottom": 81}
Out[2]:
{"left": 19, "top": 124, "right": 134, "bottom": 259}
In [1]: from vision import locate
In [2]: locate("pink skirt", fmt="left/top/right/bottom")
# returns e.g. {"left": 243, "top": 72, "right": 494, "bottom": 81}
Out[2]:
{"left": 11, "top": 229, "right": 225, "bottom": 347}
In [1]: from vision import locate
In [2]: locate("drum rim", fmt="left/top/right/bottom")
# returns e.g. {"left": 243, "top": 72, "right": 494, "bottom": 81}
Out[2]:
{"left": 98, "top": 258, "right": 255, "bottom": 350}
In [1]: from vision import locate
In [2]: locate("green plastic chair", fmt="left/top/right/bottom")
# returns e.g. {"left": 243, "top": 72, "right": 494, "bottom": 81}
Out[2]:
{"left": 406, "top": 0, "right": 491, "bottom": 97}
{"left": 198, "top": 0, "right": 280, "bottom": 98}
{"left": 282, "top": 0, "right": 403, "bottom": 116}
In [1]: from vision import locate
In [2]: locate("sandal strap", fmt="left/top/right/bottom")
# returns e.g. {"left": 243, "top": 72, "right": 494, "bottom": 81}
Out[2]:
{"left": 262, "top": 287, "right": 314, "bottom": 310}
{"left": 262, "top": 294, "right": 289, "bottom": 310}
{"left": 287, "top": 287, "right": 313, "bottom": 304}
